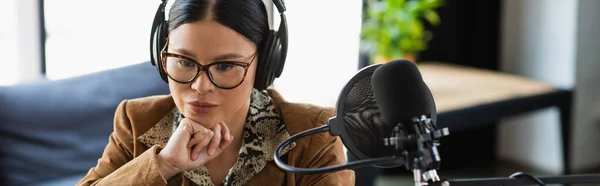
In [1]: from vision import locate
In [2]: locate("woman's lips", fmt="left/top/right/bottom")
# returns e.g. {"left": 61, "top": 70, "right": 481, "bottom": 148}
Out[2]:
{"left": 187, "top": 101, "right": 218, "bottom": 114}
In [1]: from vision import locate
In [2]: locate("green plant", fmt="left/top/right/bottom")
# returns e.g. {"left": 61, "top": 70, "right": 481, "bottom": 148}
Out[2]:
{"left": 360, "top": 0, "right": 443, "bottom": 63}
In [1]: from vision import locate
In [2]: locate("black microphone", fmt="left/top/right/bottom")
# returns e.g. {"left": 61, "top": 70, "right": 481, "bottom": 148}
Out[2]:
{"left": 274, "top": 60, "right": 449, "bottom": 183}
{"left": 372, "top": 59, "right": 449, "bottom": 184}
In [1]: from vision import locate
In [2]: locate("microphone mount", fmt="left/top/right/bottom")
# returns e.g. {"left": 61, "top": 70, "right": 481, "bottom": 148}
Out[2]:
{"left": 383, "top": 115, "right": 450, "bottom": 186}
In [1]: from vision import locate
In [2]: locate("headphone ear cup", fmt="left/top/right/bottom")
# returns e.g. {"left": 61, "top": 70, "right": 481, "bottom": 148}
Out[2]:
{"left": 152, "top": 21, "right": 169, "bottom": 83}
{"left": 266, "top": 33, "right": 282, "bottom": 84}
{"left": 271, "top": 35, "right": 284, "bottom": 78}
{"left": 257, "top": 30, "right": 284, "bottom": 91}
{"left": 255, "top": 30, "right": 277, "bottom": 90}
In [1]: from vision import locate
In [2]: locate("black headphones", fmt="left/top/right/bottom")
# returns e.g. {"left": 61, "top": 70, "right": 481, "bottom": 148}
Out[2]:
{"left": 150, "top": 0, "right": 289, "bottom": 91}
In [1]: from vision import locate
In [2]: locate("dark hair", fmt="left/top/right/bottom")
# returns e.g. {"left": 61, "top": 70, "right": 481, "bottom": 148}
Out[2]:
{"left": 168, "top": 0, "right": 270, "bottom": 49}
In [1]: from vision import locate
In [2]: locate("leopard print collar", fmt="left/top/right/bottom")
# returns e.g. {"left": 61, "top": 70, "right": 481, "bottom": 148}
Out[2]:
{"left": 138, "top": 89, "right": 295, "bottom": 186}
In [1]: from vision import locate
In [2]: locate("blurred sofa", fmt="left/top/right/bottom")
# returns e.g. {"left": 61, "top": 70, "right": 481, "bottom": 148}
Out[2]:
{"left": 0, "top": 62, "right": 170, "bottom": 186}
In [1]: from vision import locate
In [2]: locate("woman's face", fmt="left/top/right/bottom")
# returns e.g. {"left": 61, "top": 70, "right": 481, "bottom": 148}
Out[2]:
{"left": 167, "top": 19, "right": 257, "bottom": 129}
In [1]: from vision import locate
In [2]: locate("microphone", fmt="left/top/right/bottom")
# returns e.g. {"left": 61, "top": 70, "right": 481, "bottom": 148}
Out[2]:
{"left": 274, "top": 60, "right": 449, "bottom": 185}
{"left": 372, "top": 60, "right": 449, "bottom": 184}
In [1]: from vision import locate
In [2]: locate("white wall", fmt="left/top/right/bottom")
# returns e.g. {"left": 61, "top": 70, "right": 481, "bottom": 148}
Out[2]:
{"left": 572, "top": 0, "right": 600, "bottom": 172}
{"left": 44, "top": 0, "right": 157, "bottom": 80}
{"left": 0, "top": 0, "right": 18, "bottom": 86}
{"left": 15, "top": 0, "right": 43, "bottom": 83}
{"left": 498, "top": 0, "right": 577, "bottom": 174}
{"left": 272, "top": 0, "right": 363, "bottom": 108}
{"left": 1, "top": 0, "right": 157, "bottom": 84}
{"left": 3, "top": 0, "right": 364, "bottom": 110}
{"left": 500, "top": 0, "right": 600, "bottom": 174}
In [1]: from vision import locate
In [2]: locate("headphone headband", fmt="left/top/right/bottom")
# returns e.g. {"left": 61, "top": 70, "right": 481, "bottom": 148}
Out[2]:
{"left": 155, "top": 0, "right": 286, "bottom": 18}
{"left": 273, "top": 0, "right": 286, "bottom": 13}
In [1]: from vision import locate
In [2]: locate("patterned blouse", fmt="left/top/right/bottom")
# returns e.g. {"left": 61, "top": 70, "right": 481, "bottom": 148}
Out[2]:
{"left": 137, "top": 89, "right": 295, "bottom": 186}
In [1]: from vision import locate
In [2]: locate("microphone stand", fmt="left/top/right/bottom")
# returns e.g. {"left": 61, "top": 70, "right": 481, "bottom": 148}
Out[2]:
{"left": 390, "top": 115, "right": 600, "bottom": 186}
{"left": 273, "top": 114, "right": 600, "bottom": 185}
{"left": 385, "top": 115, "right": 449, "bottom": 186}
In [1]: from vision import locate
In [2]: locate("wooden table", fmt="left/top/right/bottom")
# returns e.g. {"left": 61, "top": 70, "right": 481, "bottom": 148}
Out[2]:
{"left": 418, "top": 62, "right": 573, "bottom": 174}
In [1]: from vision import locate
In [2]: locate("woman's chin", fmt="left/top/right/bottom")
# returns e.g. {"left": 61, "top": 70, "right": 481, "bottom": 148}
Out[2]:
{"left": 183, "top": 111, "right": 221, "bottom": 129}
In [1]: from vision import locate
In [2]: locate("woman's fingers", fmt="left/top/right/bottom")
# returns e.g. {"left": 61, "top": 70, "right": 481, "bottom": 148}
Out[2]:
{"left": 183, "top": 118, "right": 209, "bottom": 149}
{"left": 191, "top": 129, "right": 213, "bottom": 160}
{"left": 207, "top": 124, "right": 222, "bottom": 157}
{"left": 219, "top": 121, "right": 233, "bottom": 149}
{"left": 185, "top": 120, "right": 233, "bottom": 161}
{"left": 220, "top": 121, "right": 232, "bottom": 142}
{"left": 187, "top": 127, "right": 210, "bottom": 149}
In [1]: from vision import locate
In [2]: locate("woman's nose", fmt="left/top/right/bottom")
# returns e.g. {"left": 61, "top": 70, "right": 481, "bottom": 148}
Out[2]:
{"left": 191, "top": 71, "right": 215, "bottom": 94}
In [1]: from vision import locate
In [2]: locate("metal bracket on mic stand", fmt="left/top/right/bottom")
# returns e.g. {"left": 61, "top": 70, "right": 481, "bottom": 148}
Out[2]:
{"left": 384, "top": 115, "right": 450, "bottom": 186}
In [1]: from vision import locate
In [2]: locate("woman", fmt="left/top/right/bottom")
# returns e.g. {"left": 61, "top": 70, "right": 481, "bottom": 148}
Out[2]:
{"left": 77, "top": 0, "right": 354, "bottom": 185}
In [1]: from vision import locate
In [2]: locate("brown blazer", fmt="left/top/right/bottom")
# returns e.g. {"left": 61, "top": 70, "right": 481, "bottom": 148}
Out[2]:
{"left": 77, "top": 89, "right": 355, "bottom": 186}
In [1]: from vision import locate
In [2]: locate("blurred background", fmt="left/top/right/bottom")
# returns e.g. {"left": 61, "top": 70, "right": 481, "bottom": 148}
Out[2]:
{"left": 0, "top": 0, "right": 599, "bottom": 185}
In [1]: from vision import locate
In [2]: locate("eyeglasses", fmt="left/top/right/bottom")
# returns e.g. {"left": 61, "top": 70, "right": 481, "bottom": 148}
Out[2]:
{"left": 161, "top": 51, "right": 257, "bottom": 89}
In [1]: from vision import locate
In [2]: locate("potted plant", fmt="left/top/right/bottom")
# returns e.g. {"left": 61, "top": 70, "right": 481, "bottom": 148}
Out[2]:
{"left": 360, "top": 0, "right": 443, "bottom": 65}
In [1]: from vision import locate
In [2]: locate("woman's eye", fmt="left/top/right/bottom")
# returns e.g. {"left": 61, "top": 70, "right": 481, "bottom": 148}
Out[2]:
{"left": 215, "top": 63, "right": 234, "bottom": 71}
{"left": 177, "top": 60, "right": 195, "bottom": 68}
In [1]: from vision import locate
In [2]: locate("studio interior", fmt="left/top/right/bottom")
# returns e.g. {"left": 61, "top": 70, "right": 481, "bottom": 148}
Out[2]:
{"left": 0, "top": 0, "right": 599, "bottom": 185}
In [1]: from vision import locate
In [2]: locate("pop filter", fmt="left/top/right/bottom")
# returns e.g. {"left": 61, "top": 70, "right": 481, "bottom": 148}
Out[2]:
{"left": 274, "top": 60, "right": 447, "bottom": 177}
{"left": 274, "top": 64, "right": 403, "bottom": 174}
{"left": 328, "top": 63, "right": 406, "bottom": 168}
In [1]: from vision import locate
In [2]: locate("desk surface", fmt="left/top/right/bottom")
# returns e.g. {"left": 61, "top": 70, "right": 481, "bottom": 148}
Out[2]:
{"left": 418, "top": 62, "right": 558, "bottom": 113}
{"left": 417, "top": 62, "right": 573, "bottom": 175}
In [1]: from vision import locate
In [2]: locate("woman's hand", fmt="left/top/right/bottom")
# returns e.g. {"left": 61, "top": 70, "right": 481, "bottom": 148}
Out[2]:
{"left": 157, "top": 119, "right": 234, "bottom": 180}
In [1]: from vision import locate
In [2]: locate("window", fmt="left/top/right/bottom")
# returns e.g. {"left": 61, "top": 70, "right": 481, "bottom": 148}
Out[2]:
{"left": 0, "top": 0, "right": 18, "bottom": 86}
{"left": 11, "top": 0, "right": 363, "bottom": 108}
{"left": 44, "top": 0, "right": 158, "bottom": 80}
{"left": 272, "top": 0, "right": 363, "bottom": 107}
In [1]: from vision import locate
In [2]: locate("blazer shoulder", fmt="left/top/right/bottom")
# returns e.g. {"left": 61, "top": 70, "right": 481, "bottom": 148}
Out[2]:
{"left": 124, "top": 94, "right": 174, "bottom": 114}
{"left": 114, "top": 94, "right": 175, "bottom": 137}
{"left": 269, "top": 91, "right": 335, "bottom": 136}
